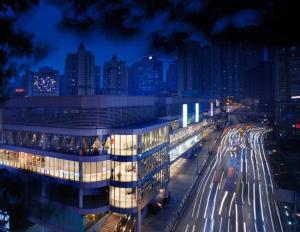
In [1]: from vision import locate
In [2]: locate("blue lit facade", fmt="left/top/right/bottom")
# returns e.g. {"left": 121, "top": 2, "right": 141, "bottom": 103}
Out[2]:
{"left": 0, "top": 95, "right": 214, "bottom": 231}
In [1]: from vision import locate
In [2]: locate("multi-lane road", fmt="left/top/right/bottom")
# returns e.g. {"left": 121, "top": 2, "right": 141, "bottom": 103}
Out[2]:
{"left": 175, "top": 125, "right": 284, "bottom": 232}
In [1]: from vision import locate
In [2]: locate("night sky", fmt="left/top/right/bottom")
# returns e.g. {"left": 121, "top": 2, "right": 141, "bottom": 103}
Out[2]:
{"left": 2, "top": 0, "right": 300, "bottom": 79}
{"left": 11, "top": 0, "right": 269, "bottom": 74}
{"left": 15, "top": 1, "right": 156, "bottom": 73}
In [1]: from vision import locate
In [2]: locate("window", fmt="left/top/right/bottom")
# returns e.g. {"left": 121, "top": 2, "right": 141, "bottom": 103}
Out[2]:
{"left": 109, "top": 134, "right": 137, "bottom": 156}
{"left": 109, "top": 186, "right": 137, "bottom": 208}
{"left": 141, "top": 126, "right": 168, "bottom": 153}
{"left": 0, "top": 149, "right": 81, "bottom": 182}
{"left": 112, "top": 161, "right": 137, "bottom": 182}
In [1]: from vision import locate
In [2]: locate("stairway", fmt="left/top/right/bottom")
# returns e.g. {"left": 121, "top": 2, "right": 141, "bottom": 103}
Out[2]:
{"left": 98, "top": 214, "right": 121, "bottom": 232}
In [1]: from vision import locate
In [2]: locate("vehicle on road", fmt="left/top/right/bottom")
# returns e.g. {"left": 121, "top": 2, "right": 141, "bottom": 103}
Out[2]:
{"left": 227, "top": 166, "right": 234, "bottom": 178}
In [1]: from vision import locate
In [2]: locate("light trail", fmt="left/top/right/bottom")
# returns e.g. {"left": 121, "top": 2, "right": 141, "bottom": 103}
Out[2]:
{"left": 235, "top": 204, "right": 238, "bottom": 232}
{"left": 219, "top": 191, "right": 228, "bottom": 215}
{"left": 184, "top": 224, "right": 189, "bottom": 232}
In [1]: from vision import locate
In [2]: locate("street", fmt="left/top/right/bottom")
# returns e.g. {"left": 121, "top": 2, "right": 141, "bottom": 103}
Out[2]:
{"left": 174, "top": 125, "right": 284, "bottom": 232}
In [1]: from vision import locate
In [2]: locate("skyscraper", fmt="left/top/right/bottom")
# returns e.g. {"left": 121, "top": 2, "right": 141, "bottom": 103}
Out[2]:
{"left": 64, "top": 44, "right": 96, "bottom": 96}
{"left": 274, "top": 46, "right": 300, "bottom": 142}
{"left": 95, "top": 65, "right": 101, "bottom": 94}
{"left": 130, "top": 56, "right": 163, "bottom": 96}
{"left": 103, "top": 55, "right": 128, "bottom": 95}
{"left": 177, "top": 41, "right": 202, "bottom": 96}
{"left": 28, "top": 66, "right": 60, "bottom": 97}
{"left": 166, "top": 59, "right": 178, "bottom": 95}
{"left": 207, "top": 41, "right": 263, "bottom": 102}
{"left": 244, "top": 61, "right": 274, "bottom": 112}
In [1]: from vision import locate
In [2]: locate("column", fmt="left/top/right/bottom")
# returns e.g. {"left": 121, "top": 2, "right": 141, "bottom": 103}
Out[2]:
{"left": 79, "top": 188, "right": 83, "bottom": 208}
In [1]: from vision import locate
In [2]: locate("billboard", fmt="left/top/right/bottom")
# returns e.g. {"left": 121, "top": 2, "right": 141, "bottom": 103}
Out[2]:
{"left": 183, "top": 104, "right": 188, "bottom": 127}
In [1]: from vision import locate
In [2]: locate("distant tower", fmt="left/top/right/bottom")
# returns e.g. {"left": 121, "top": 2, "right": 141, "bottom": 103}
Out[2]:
{"left": 64, "top": 43, "right": 96, "bottom": 96}
{"left": 130, "top": 56, "right": 163, "bottom": 96}
{"left": 103, "top": 55, "right": 128, "bottom": 95}
{"left": 95, "top": 65, "right": 101, "bottom": 94}
{"left": 177, "top": 41, "right": 202, "bottom": 96}
{"left": 166, "top": 59, "right": 178, "bottom": 94}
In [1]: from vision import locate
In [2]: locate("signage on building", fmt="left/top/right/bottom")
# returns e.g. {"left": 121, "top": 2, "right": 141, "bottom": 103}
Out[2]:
{"left": 183, "top": 104, "right": 188, "bottom": 127}
{"left": 195, "top": 103, "right": 199, "bottom": 123}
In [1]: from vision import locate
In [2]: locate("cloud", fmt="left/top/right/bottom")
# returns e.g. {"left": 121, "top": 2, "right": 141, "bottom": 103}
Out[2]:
{"left": 56, "top": 0, "right": 300, "bottom": 49}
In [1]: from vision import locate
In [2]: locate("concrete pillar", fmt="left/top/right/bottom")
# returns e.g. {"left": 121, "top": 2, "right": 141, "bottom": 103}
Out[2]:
{"left": 136, "top": 188, "right": 141, "bottom": 232}
{"left": 42, "top": 181, "right": 47, "bottom": 199}
{"left": 79, "top": 188, "right": 83, "bottom": 208}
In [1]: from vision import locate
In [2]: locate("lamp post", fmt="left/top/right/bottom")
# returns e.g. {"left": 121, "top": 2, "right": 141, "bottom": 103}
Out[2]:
{"left": 136, "top": 186, "right": 141, "bottom": 232}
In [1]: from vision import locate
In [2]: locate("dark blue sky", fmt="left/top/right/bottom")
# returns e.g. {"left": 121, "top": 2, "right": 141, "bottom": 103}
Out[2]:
{"left": 12, "top": 0, "right": 279, "bottom": 76}
{"left": 16, "top": 1, "right": 172, "bottom": 73}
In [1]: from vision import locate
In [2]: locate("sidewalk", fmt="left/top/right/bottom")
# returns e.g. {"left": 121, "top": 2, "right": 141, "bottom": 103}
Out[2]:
{"left": 141, "top": 130, "right": 222, "bottom": 232}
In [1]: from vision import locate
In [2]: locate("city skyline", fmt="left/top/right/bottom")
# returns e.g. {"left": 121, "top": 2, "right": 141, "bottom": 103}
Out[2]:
{"left": 1, "top": 1, "right": 300, "bottom": 232}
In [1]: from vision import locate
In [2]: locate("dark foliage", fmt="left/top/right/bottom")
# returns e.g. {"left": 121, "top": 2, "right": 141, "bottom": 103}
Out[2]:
{"left": 0, "top": 0, "right": 49, "bottom": 101}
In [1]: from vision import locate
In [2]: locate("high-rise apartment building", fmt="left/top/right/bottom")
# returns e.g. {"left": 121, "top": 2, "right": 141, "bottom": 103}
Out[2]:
{"left": 166, "top": 59, "right": 178, "bottom": 95}
{"left": 103, "top": 55, "right": 128, "bottom": 95}
{"left": 274, "top": 46, "right": 300, "bottom": 142}
{"left": 177, "top": 40, "right": 263, "bottom": 102}
{"left": 130, "top": 56, "right": 163, "bottom": 96}
{"left": 177, "top": 41, "right": 202, "bottom": 96}
{"left": 64, "top": 44, "right": 96, "bottom": 96}
{"left": 95, "top": 65, "right": 101, "bottom": 94}
{"left": 244, "top": 61, "right": 274, "bottom": 112}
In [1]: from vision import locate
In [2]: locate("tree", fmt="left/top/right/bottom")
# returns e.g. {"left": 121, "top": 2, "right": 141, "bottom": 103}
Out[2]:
{"left": 0, "top": 0, "right": 48, "bottom": 102}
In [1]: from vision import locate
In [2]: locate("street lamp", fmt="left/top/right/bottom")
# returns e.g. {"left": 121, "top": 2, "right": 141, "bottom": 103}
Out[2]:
{"left": 136, "top": 186, "right": 141, "bottom": 232}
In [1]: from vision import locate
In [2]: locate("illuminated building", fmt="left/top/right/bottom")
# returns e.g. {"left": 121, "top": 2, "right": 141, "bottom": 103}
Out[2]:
{"left": 28, "top": 67, "right": 60, "bottom": 97}
{"left": 0, "top": 95, "right": 213, "bottom": 231}
{"left": 129, "top": 56, "right": 163, "bottom": 96}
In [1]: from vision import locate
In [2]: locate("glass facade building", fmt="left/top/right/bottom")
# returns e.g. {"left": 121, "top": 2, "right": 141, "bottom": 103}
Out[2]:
{"left": 1, "top": 129, "right": 105, "bottom": 156}
{"left": 108, "top": 124, "right": 170, "bottom": 213}
{"left": 0, "top": 95, "right": 212, "bottom": 229}
{"left": 0, "top": 149, "right": 110, "bottom": 182}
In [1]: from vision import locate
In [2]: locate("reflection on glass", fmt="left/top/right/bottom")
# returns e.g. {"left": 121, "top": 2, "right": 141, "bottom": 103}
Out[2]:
{"left": 141, "top": 126, "right": 168, "bottom": 153}
{"left": 140, "top": 148, "right": 168, "bottom": 179}
{"left": 169, "top": 134, "right": 202, "bottom": 161}
{"left": 140, "top": 166, "right": 169, "bottom": 208}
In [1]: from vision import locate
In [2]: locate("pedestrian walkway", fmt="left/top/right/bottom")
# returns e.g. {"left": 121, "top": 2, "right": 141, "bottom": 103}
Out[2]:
{"left": 142, "top": 130, "right": 221, "bottom": 232}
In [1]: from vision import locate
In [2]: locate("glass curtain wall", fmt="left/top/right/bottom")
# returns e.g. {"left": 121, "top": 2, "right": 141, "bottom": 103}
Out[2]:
{"left": 82, "top": 160, "right": 111, "bottom": 182}
{"left": 139, "top": 147, "right": 168, "bottom": 179}
{"left": 108, "top": 134, "right": 137, "bottom": 156}
{"left": 111, "top": 161, "right": 137, "bottom": 182}
{"left": 0, "top": 149, "right": 110, "bottom": 182}
{"left": 169, "top": 134, "right": 202, "bottom": 161}
{"left": 140, "top": 166, "right": 169, "bottom": 209}
{"left": 109, "top": 186, "right": 137, "bottom": 209}
{"left": 141, "top": 126, "right": 168, "bottom": 153}
{"left": 1, "top": 130, "right": 104, "bottom": 156}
